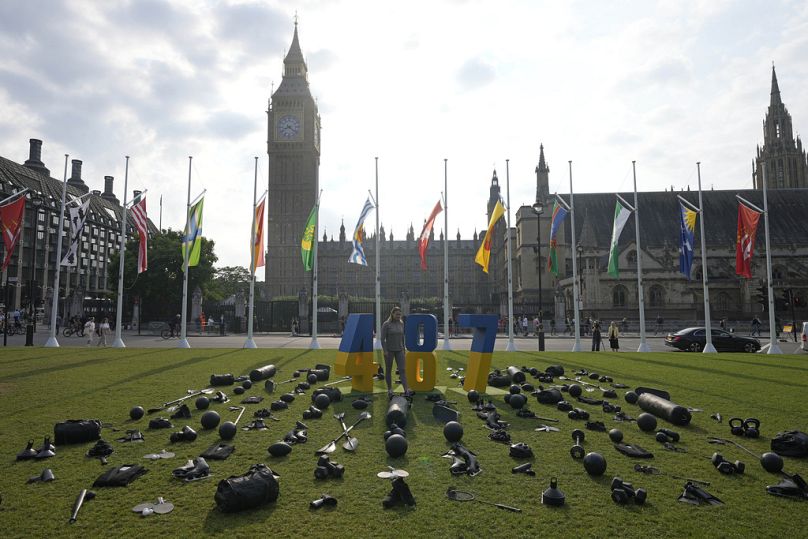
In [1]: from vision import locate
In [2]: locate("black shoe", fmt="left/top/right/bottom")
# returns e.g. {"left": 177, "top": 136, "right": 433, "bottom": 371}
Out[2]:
{"left": 16, "top": 440, "right": 37, "bottom": 461}
{"left": 172, "top": 457, "right": 210, "bottom": 481}
{"left": 170, "top": 404, "right": 192, "bottom": 420}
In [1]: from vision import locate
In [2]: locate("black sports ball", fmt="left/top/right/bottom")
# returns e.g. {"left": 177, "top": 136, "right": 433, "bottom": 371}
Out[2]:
{"left": 583, "top": 452, "right": 607, "bottom": 476}
{"left": 129, "top": 406, "right": 145, "bottom": 420}
{"left": 201, "top": 410, "right": 221, "bottom": 430}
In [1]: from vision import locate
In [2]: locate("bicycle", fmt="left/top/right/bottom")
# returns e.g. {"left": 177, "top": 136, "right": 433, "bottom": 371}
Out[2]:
{"left": 161, "top": 328, "right": 180, "bottom": 339}
{"left": 63, "top": 326, "right": 85, "bottom": 337}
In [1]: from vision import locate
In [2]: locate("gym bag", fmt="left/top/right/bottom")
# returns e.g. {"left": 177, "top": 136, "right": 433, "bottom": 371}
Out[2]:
{"left": 92, "top": 464, "right": 147, "bottom": 487}
{"left": 771, "top": 431, "right": 808, "bottom": 458}
{"left": 214, "top": 463, "right": 280, "bottom": 512}
{"left": 54, "top": 419, "right": 102, "bottom": 445}
{"left": 210, "top": 373, "right": 235, "bottom": 386}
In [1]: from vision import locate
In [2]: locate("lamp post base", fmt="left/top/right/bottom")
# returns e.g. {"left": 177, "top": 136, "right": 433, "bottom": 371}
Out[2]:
{"left": 177, "top": 338, "right": 191, "bottom": 349}
{"left": 243, "top": 337, "right": 257, "bottom": 349}
{"left": 44, "top": 336, "right": 60, "bottom": 348}
{"left": 309, "top": 336, "right": 320, "bottom": 350}
{"left": 111, "top": 337, "right": 126, "bottom": 348}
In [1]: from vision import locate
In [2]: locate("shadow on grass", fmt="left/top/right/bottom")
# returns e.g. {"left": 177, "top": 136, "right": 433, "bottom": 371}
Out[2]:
{"left": 0, "top": 348, "right": 168, "bottom": 382}
{"left": 202, "top": 502, "right": 279, "bottom": 533}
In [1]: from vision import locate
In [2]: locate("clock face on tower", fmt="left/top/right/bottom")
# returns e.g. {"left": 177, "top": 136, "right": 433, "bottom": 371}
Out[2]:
{"left": 277, "top": 114, "right": 301, "bottom": 140}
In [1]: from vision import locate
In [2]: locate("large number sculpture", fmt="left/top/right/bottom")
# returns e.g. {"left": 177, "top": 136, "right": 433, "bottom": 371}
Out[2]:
{"left": 335, "top": 313, "right": 498, "bottom": 393}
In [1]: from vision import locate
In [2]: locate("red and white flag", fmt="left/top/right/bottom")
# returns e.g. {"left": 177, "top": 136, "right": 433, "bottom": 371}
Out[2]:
{"left": 735, "top": 203, "right": 760, "bottom": 279}
{"left": 131, "top": 194, "right": 149, "bottom": 273}
{"left": 418, "top": 200, "right": 443, "bottom": 270}
{"left": 0, "top": 195, "right": 26, "bottom": 272}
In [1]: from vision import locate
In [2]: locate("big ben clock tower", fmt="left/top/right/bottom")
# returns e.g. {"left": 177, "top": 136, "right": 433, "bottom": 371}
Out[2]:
{"left": 266, "top": 21, "right": 321, "bottom": 297}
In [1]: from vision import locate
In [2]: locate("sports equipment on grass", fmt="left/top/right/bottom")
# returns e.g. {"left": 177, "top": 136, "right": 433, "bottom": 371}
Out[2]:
{"left": 511, "top": 462, "right": 535, "bottom": 476}
{"left": 334, "top": 412, "right": 358, "bottom": 451}
{"left": 633, "top": 464, "right": 710, "bottom": 486}
{"left": 314, "top": 455, "right": 345, "bottom": 479}
{"left": 446, "top": 487, "right": 521, "bottom": 512}
{"left": 386, "top": 395, "right": 410, "bottom": 427}
{"left": 27, "top": 468, "right": 55, "bottom": 483}
{"left": 636, "top": 413, "right": 657, "bottom": 432}
{"left": 583, "top": 452, "right": 607, "bottom": 476}
{"left": 144, "top": 449, "right": 175, "bottom": 460}
{"left": 635, "top": 386, "right": 671, "bottom": 400}
{"left": 708, "top": 436, "right": 784, "bottom": 473}
{"left": 68, "top": 489, "right": 95, "bottom": 523}
{"left": 268, "top": 442, "right": 293, "bottom": 457}
{"left": 541, "top": 478, "right": 565, "bottom": 506}
{"left": 132, "top": 497, "right": 174, "bottom": 515}
{"left": 443, "top": 421, "right": 463, "bottom": 443}
{"left": 385, "top": 434, "right": 408, "bottom": 457}
{"left": 249, "top": 364, "right": 277, "bottom": 382}
{"left": 710, "top": 452, "right": 745, "bottom": 474}
{"left": 611, "top": 477, "right": 647, "bottom": 505}
{"left": 130, "top": 406, "right": 145, "bottom": 420}
{"left": 637, "top": 393, "right": 691, "bottom": 426}
{"left": 383, "top": 477, "right": 416, "bottom": 508}
{"left": 377, "top": 466, "right": 409, "bottom": 479}
{"left": 201, "top": 411, "right": 221, "bottom": 430}
{"left": 570, "top": 429, "right": 586, "bottom": 459}
{"left": 148, "top": 388, "right": 215, "bottom": 414}
{"left": 315, "top": 411, "right": 371, "bottom": 454}
{"left": 219, "top": 406, "right": 246, "bottom": 440}
{"left": 609, "top": 429, "right": 624, "bottom": 443}
{"left": 310, "top": 494, "right": 337, "bottom": 509}
{"left": 314, "top": 393, "right": 331, "bottom": 410}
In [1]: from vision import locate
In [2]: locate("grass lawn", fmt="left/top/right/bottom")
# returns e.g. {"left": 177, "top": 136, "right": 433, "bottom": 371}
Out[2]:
{"left": 0, "top": 347, "right": 806, "bottom": 538}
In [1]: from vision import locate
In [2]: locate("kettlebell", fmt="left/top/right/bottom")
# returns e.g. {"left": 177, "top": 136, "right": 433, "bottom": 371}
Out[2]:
{"left": 743, "top": 418, "right": 760, "bottom": 439}
{"left": 729, "top": 417, "right": 745, "bottom": 436}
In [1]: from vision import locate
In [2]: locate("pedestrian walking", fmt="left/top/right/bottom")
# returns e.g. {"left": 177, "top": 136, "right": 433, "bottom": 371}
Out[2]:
{"left": 84, "top": 317, "right": 96, "bottom": 346}
{"left": 96, "top": 317, "right": 110, "bottom": 346}
{"left": 750, "top": 316, "right": 761, "bottom": 337}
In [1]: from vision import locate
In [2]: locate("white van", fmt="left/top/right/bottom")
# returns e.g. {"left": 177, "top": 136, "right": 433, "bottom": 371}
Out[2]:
{"left": 802, "top": 322, "right": 808, "bottom": 352}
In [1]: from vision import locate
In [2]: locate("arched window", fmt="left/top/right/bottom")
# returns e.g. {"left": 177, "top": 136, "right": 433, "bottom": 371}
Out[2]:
{"left": 649, "top": 285, "right": 666, "bottom": 307}
{"left": 612, "top": 285, "right": 628, "bottom": 307}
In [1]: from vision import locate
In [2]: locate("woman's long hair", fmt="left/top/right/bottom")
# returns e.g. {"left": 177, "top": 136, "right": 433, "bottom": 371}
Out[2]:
{"left": 386, "top": 306, "right": 402, "bottom": 323}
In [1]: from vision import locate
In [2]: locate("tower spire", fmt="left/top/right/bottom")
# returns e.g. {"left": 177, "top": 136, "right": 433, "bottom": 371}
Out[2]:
{"left": 770, "top": 64, "right": 781, "bottom": 106}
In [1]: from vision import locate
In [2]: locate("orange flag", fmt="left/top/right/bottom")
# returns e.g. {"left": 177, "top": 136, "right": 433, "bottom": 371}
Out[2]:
{"left": 735, "top": 203, "right": 760, "bottom": 278}
{"left": 253, "top": 196, "right": 266, "bottom": 269}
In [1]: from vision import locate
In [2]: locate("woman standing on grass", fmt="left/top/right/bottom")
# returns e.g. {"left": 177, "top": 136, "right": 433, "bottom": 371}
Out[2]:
{"left": 608, "top": 321, "right": 620, "bottom": 352}
{"left": 381, "top": 306, "right": 410, "bottom": 399}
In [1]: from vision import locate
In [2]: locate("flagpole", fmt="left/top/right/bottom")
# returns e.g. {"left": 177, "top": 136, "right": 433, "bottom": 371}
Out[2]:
{"left": 505, "top": 159, "right": 517, "bottom": 352}
{"left": 442, "top": 158, "right": 451, "bottom": 351}
{"left": 632, "top": 162, "right": 650, "bottom": 352}
{"left": 244, "top": 157, "right": 259, "bottom": 349}
{"left": 310, "top": 190, "right": 322, "bottom": 350}
{"left": 569, "top": 161, "right": 582, "bottom": 352}
{"left": 761, "top": 164, "right": 782, "bottom": 354}
{"left": 110, "top": 157, "right": 130, "bottom": 348}
{"left": 178, "top": 156, "right": 192, "bottom": 349}
{"left": 373, "top": 157, "right": 382, "bottom": 350}
{"left": 45, "top": 156, "right": 69, "bottom": 348}
{"left": 159, "top": 194, "right": 163, "bottom": 232}
{"left": 695, "top": 163, "right": 717, "bottom": 353}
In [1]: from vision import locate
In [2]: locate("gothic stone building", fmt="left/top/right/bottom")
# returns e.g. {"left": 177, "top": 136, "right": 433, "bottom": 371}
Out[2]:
{"left": 0, "top": 139, "right": 157, "bottom": 321}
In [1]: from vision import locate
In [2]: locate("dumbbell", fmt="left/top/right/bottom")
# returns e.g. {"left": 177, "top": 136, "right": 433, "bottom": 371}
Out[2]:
{"left": 711, "top": 452, "right": 745, "bottom": 475}
{"left": 655, "top": 428, "right": 681, "bottom": 443}
{"left": 314, "top": 455, "right": 345, "bottom": 479}
{"left": 568, "top": 408, "right": 590, "bottom": 420}
{"left": 570, "top": 429, "right": 586, "bottom": 459}
{"left": 610, "top": 477, "right": 647, "bottom": 505}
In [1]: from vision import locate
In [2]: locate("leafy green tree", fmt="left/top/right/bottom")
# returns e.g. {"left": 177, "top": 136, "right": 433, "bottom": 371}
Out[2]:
{"left": 211, "top": 266, "right": 252, "bottom": 299}
{"left": 108, "top": 229, "right": 218, "bottom": 323}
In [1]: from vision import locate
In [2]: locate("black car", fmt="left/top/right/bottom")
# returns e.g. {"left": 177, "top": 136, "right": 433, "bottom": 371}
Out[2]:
{"left": 665, "top": 327, "right": 761, "bottom": 353}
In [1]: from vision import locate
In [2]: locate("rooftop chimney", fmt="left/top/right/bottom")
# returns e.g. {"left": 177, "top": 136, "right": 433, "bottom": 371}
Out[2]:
{"left": 101, "top": 175, "right": 119, "bottom": 204}
{"left": 67, "top": 159, "right": 89, "bottom": 193}
{"left": 91, "top": 189, "right": 101, "bottom": 196}
{"left": 23, "top": 138, "right": 51, "bottom": 177}
{"left": 133, "top": 190, "right": 142, "bottom": 199}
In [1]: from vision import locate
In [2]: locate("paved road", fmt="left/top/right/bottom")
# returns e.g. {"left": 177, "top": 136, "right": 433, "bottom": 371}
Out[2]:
{"left": 8, "top": 327, "right": 799, "bottom": 353}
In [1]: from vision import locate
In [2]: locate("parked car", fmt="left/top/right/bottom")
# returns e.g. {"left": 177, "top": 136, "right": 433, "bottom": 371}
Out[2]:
{"left": 665, "top": 327, "right": 761, "bottom": 353}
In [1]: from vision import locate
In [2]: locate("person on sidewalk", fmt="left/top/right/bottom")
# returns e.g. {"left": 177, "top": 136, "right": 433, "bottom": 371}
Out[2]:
{"left": 84, "top": 317, "right": 96, "bottom": 346}
{"left": 97, "top": 317, "right": 110, "bottom": 347}
{"left": 591, "top": 320, "right": 602, "bottom": 351}
{"left": 608, "top": 321, "right": 620, "bottom": 352}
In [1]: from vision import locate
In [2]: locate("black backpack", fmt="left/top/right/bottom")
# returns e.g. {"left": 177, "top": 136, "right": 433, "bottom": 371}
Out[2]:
{"left": 214, "top": 464, "right": 279, "bottom": 512}
{"left": 772, "top": 431, "right": 808, "bottom": 457}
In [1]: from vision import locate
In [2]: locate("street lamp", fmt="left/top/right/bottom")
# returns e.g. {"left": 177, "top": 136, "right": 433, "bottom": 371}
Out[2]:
{"left": 25, "top": 194, "right": 43, "bottom": 346}
{"left": 532, "top": 199, "right": 544, "bottom": 351}
{"left": 576, "top": 243, "right": 584, "bottom": 333}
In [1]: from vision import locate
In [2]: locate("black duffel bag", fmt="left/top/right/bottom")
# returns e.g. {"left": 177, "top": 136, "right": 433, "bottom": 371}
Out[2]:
{"left": 772, "top": 431, "right": 808, "bottom": 457}
{"left": 210, "top": 373, "right": 235, "bottom": 386}
{"left": 54, "top": 419, "right": 102, "bottom": 445}
{"left": 214, "top": 464, "right": 279, "bottom": 512}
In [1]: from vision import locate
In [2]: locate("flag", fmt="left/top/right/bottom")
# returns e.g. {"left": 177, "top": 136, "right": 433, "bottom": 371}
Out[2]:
{"left": 0, "top": 195, "right": 25, "bottom": 272}
{"left": 418, "top": 200, "right": 443, "bottom": 270}
{"left": 183, "top": 197, "right": 204, "bottom": 267}
{"left": 130, "top": 193, "right": 149, "bottom": 274}
{"left": 475, "top": 200, "right": 505, "bottom": 273}
{"left": 679, "top": 202, "right": 697, "bottom": 279}
{"left": 349, "top": 197, "right": 375, "bottom": 266}
{"left": 301, "top": 202, "right": 317, "bottom": 271}
{"left": 253, "top": 195, "right": 266, "bottom": 270}
{"left": 735, "top": 203, "right": 761, "bottom": 278}
{"left": 607, "top": 199, "right": 632, "bottom": 277}
{"left": 61, "top": 198, "right": 91, "bottom": 266}
{"left": 546, "top": 200, "right": 569, "bottom": 276}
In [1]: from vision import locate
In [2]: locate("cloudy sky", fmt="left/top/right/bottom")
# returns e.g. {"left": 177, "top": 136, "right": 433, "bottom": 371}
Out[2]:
{"left": 1, "top": 0, "right": 806, "bottom": 272}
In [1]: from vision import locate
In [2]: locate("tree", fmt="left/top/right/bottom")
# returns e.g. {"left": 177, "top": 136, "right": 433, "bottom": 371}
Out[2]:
{"left": 211, "top": 266, "right": 252, "bottom": 300}
{"left": 107, "top": 229, "right": 218, "bottom": 323}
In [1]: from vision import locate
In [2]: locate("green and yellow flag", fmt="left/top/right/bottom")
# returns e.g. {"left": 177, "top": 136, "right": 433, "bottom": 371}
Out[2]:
{"left": 301, "top": 203, "right": 318, "bottom": 271}
{"left": 182, "top": 197, "right": 204, "bottom": 267}
{"left": 475, "top": 200, "right": 505, "bottom": 273}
